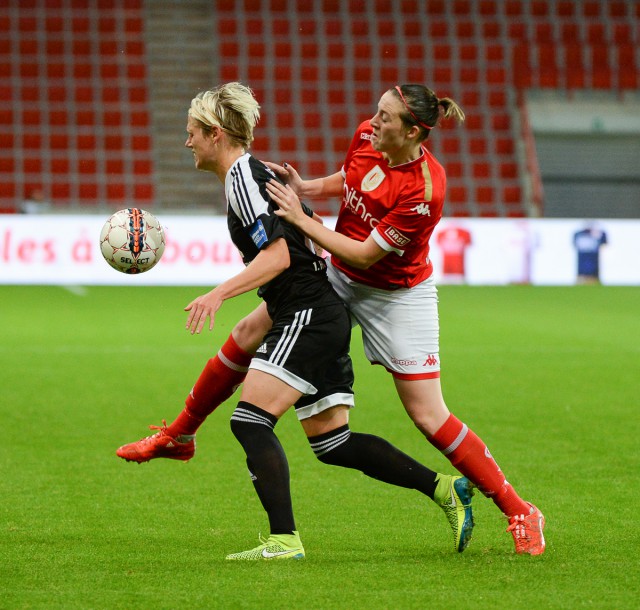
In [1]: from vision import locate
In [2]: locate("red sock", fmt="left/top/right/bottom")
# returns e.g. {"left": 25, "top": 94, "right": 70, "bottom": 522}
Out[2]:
{"left": 166, "top": 334, "right": 253, "bottom": 437}
{"left": 430, "top": 414, "right": 530, "bottom": 517}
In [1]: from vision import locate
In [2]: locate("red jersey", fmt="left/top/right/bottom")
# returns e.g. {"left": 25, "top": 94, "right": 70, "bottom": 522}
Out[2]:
{"left": 333, "top": 121, "right": 446, "bottom": 289}
{"left": 436, "top": 226, "right": 472, "bottom": 276}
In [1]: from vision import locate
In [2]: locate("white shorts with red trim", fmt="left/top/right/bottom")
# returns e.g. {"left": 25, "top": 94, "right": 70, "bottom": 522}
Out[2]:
{"left": 327, "top": 260, "right": 440, "bottom": 380}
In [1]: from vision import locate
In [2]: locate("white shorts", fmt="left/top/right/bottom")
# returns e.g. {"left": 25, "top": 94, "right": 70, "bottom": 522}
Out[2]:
{"left": 327, "top": 260, "right": 441, "bottom": 380}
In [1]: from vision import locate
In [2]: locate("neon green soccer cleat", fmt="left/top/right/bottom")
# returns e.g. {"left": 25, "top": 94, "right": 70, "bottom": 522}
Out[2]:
{"left": 225, "top": 531, "right": 305, "bottom": 561}
{"left": 434, "top": 474, "right": 475, "bottom": 552}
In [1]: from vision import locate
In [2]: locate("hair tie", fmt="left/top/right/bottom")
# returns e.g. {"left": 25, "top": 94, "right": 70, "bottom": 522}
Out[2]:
{"left": 395, "top": 86, "right": 433, "bottom": 130}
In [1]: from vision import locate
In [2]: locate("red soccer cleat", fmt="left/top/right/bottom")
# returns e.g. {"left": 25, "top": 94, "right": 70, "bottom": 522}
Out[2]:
{"left": 507, "top": 503, "right": 546, "bottom": 555}
{"left": 116, "top": 420, "right": 195, "bottom": 463}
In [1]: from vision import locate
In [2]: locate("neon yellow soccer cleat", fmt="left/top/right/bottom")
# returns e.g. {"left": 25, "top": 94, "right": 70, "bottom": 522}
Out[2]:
{"left": 434, "top": 474, "right": 475, "bottom": 552}
{"left": 225, "top": 531, "right": 305, "bottom": 561}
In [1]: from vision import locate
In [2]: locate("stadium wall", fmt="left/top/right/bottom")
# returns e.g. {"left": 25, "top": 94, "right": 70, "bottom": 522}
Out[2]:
{"left": 0, "top": 215, "right": 637, "bottom": 286}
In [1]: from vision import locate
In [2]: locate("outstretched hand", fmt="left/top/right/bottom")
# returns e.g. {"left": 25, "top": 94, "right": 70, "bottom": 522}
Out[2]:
{"left": 184, "top": 289, "right": 224, "bottom": 334}
{"left": 267, "top": 180, "right": 306, "bottom": 226}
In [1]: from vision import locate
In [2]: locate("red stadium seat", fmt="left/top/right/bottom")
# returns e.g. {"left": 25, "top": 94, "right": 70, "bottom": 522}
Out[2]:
{"left": 50, "top": 158, "right": 72, "bottom": 177}
{"left": 473, "top": 163, "right": 491, "bottom": 179}
{"left": 500, "top": 162, "right": 518, "bottom": 179}
{"left": 306, "top": 137, "right": 324, "bottom": 152}
{"left": 245, "top": 19, "right": 263, "bottom": 35}
{"left": 271, "top": 19, "right": 288, "bottom": 35}
{"left": 503, "top": 185, "right": 521, "bottom": 204}
{"left": 617, "top": 45, "right": 638, "bottom": 89}
{"left": 582, "top": 1, "right": 601, "bottom": 18}
{"left": 556, "top": 1, "right": 575, "bottom": 17}
{"left": 446, "top": 162, "right": 463, "bottom": 178}
{"left": 460, "top": 90, "right": 480, "bottom": 108}
{"left": 564, "top": 44, "right": 586, "bottom": 88}
{"left": 440, "top": 136, "right": 461, "bottom": 156}
{"left": 608, "top": 1, "right": 628, "bottom": 18}
{"left": 468, "top": 137, "right": 487, "bottom": 155}
{"left": 474, "top": 186, "right": 495, "bottom": 204}
{"left": 482, "top": 21, "right": 501, "bottom": 39}
{"left": 453, "top": 0, "right": 472, "bottom": 15}
{"left": 488, "top": 89, "right": 507, "bottom": 108}
{"left": 402, "top": 0, "right": 421, "bottom": 15}
{"left": 23, "top": 158, "right": 42, "bottom": 174}
{"left": 531, "top": 0, "right": 551, "bottom": 16}
{"left": 465, "top": 114, "right": 483, "bottom": 131}
{"left": 505, "top": 1, "right": 523, "bottom": 17}
{"left": 560, "top": 23, "right": 580, "bottom": 44}
{"left": 612, "top": 23, "right": 632, "bottom": 44}
{"left": 447, "top": 185, "right": 467, "bottom": 204}
{"left": 429, "top": 21, "right": 448, "bottom": 39}
{"left": 479, "top": 0, "right": 498, "bottom": 16}
{"left": 587, "top": 24, "right": 606, "bottom": 45}
{"left": 512, "top": 45, "right": 532, "bottom": 87}
{"left": 456, "top": 21, "right": 475, "bottom": 38}
{"left": 534, "top": 23, "right": 555, "bottom": 43}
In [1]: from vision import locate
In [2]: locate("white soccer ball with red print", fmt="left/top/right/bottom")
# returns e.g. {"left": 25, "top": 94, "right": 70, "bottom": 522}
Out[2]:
{"left": 99, "top": 208, "right": 166, "bottom": 274}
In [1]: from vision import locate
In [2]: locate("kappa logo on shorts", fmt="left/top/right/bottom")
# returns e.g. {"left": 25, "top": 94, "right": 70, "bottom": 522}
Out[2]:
{"left": 423, "top": 354, "right": 439, "bottom": 367}
{"left": 391, "top": 357, "right": 418, "bottom": 366}
{"left": 361, "top": 165, "right": 386, "bottom": 192}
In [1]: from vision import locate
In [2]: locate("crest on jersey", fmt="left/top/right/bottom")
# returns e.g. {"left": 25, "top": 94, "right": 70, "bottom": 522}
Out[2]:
{"left": 361, "top": 165, "right": 386, "bottom": 192}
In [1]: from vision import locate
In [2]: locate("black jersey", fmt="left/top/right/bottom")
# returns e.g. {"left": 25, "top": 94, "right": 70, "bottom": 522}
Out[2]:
{"left": 225, "top": 153, "right": 338, "bottom": 315}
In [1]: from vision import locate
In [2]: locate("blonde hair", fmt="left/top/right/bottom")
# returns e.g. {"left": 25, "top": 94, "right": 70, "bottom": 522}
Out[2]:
{"left": 189, "top": 82, "right": 261, "bottom": 148}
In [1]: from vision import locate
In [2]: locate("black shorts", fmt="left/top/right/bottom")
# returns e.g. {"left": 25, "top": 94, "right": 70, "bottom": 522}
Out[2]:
{"left": 249, "top": 301, "right": 355, "bottom": 420}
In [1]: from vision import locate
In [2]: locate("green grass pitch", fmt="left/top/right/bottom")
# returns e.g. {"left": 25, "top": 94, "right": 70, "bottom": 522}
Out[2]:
{"left": 1, "top": 284, "right": 638, "bottom": 609}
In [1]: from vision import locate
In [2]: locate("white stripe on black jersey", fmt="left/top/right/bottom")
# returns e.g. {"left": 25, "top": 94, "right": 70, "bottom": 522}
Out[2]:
{"left": 224, "top": 153, "right": 339, "bottom": 315}
{"left": 229, "top": 163, "right": 263, "bottom": 227}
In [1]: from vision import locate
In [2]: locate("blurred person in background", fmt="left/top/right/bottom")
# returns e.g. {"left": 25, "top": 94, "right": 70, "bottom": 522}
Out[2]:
{"left": 117, "top": 82, "right": 475, "bottom": 560}
{"left": 573, "top": 223, "right": 607, "bottom": 284}
{"left": 20, "top": 187, "right": 50, "bottom": 214}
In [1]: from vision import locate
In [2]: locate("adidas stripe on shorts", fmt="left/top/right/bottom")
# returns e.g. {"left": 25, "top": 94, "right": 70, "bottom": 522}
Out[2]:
{"left": 250, "top": 300, "right": 356, "bottom": 420}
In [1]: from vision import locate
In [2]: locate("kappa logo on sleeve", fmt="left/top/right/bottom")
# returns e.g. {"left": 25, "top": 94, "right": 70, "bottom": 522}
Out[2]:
{"left": 411, "top": 203, "right": 431, "bottom": 216}
{"left": 249, "top": 219, "right": 268, "bottom": 249}
{"left": 384, "top": 226, "right": 410, "bottom": 247}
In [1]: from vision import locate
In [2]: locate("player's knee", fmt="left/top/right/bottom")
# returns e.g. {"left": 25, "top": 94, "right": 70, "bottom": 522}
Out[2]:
{"left": 232, "top": 305, "right": 272, "bottom": 353}
{"left": 230, "top": 400, "right": 276, "bottom": 442}
{"left": 308, "top": 424, "right": 352, "bottom": 466}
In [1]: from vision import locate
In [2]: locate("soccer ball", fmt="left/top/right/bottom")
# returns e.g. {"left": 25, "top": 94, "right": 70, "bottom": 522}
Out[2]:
{"left": 99, "top": 208, "right": 166, "bottom": 274}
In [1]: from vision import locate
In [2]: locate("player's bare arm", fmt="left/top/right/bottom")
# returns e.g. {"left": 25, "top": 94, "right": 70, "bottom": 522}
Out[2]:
{"left": 264, "top": 161, "right": 343, "bottom": 199}
{"left": 267, "top": 180, "right": 387, "bottom": 269}
{"left": 184, "top": 238, "right": 290, "bottom": 334}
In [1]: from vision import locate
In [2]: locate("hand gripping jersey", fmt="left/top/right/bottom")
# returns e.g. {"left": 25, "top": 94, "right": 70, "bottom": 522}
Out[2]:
{"left": 225, "top": 153, "right": 335, "bottom": 316}
{"left": 333, "top": 121, "right": 447, "bottom": 290}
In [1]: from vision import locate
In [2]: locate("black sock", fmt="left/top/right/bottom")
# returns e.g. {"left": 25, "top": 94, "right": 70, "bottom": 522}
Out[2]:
{"left": 309, "top": 424, "right": 439, "bottom": 498}
{"left": 230, "top": 401, "right": 295, "bottom": 535}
